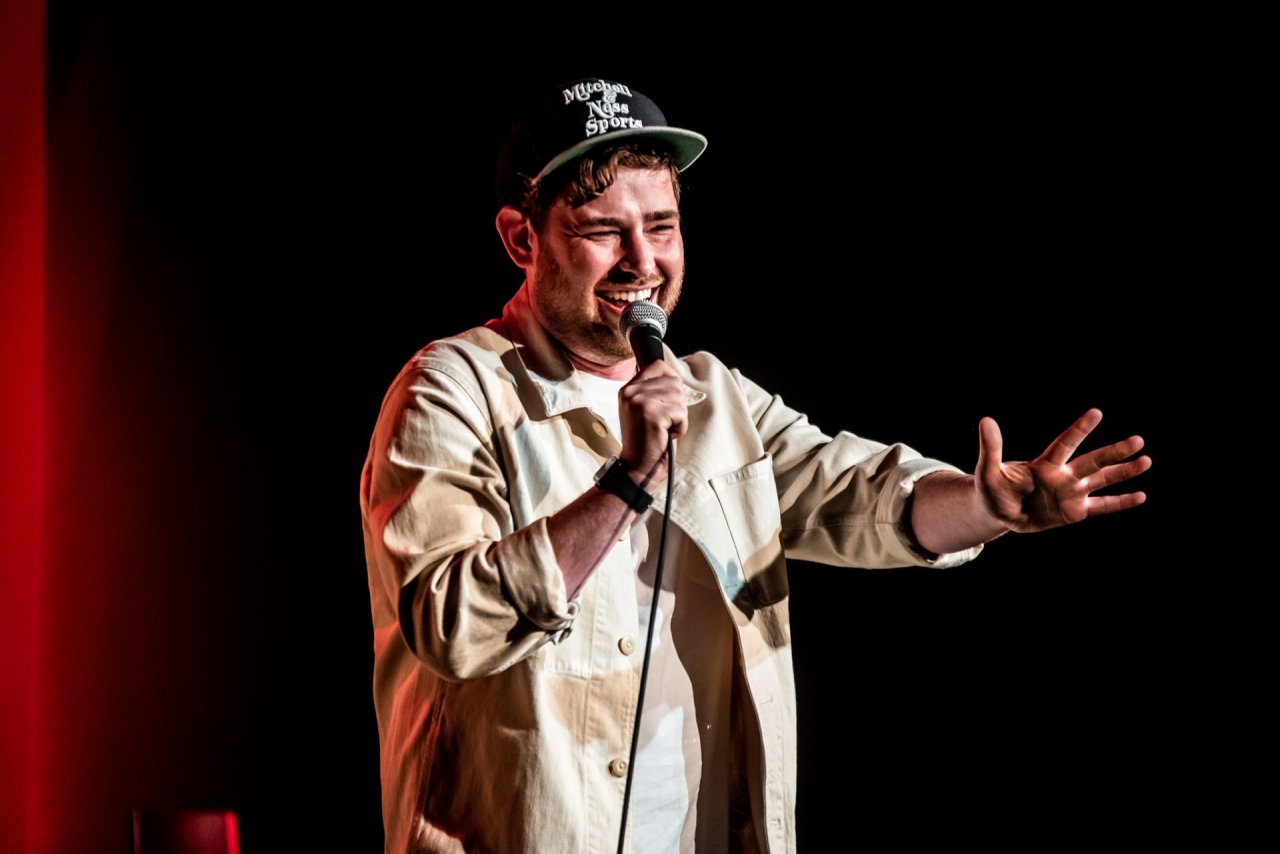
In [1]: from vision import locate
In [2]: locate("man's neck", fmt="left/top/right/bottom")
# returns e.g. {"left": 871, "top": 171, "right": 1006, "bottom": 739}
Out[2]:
{"left": 564, "top": 349, "right": 637, "bottom": 382}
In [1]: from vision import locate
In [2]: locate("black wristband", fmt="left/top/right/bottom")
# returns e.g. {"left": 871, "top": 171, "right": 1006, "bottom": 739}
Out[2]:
{"left": 594, "top": 456, "right": 655, "bottom": 513}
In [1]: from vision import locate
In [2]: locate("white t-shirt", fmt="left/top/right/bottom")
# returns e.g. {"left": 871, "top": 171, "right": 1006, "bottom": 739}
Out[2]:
{"left": 578, "top": 372, "right": 734, "bottom": 852}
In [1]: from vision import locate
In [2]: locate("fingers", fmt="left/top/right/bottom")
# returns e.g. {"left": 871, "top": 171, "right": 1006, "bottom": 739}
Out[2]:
{"left": 622, "top": 361, "right": 688, "bottom": 434}
{"left": 1086, "top": 490, "right": 1147, "bottom": 517}
{"left": 618, "top": 361, "right": 689, "bottom": 475}
{"left": 1044, "top": 408, "right": 1103, "bottom": 466}
{"left": 1070, "top": 434, "right": 1145, "bottom": 478}
{"left": 1082, "top": 454, "right": 1152, "bottom": 494}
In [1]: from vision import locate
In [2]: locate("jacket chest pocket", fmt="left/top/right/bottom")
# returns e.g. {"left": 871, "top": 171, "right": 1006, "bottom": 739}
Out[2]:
{"left": 709, "top": 454, "right": 789, "bottom": 609}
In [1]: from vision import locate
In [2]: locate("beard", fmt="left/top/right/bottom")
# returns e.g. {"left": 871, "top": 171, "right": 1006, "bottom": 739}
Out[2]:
{"left": 531, "top": 254, "right": 683, "bottom": 366}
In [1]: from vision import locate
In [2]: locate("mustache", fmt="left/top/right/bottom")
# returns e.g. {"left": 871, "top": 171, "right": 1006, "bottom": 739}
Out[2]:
{"left": 604, "top": 271, "right": 665, "bottom": 288}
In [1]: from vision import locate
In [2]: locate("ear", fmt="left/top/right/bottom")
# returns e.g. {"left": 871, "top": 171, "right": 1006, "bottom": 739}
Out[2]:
{"left": 495, "top": 206, "right": 536, "bottom": 269}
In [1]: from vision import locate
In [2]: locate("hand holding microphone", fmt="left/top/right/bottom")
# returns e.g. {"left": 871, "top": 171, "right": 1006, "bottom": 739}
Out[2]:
{"left": 616, "top": 300, "right": 686, "bottom": 487}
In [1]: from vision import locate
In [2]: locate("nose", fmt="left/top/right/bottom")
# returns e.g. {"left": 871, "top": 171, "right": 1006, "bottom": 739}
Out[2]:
{"left": 619, "top": 230, "right": 657, "bottom": 280}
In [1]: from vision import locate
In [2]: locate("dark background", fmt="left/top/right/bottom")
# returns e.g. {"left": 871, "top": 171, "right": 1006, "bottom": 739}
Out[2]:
{"left": 37, "top": 6, "right": 1215, "bottom": 851}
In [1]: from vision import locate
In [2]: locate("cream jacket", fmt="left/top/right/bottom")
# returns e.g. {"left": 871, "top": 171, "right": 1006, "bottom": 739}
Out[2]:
{"left": 361, "top": 283, "right": 980, "bottom": 853}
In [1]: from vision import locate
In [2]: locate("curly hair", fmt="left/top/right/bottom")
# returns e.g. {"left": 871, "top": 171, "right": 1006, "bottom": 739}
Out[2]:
{"left": 516, "top": 142, "right": 682, "bottom": 233}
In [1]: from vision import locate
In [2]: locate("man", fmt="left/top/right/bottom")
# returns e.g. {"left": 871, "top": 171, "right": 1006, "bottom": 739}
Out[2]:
{"left": 360, "top": 78, "right": 1150, "bottom": 853}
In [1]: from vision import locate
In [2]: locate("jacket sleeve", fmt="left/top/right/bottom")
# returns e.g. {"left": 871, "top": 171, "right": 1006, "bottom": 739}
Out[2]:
{"left": 361, "top": 354, "right": 577, "bottom": 681}
{"left": 732, "top": 368, "right": 981, "bottom": 570}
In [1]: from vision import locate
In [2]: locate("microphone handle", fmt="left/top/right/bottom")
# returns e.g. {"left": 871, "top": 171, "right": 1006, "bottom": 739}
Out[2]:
{"left": 629, "top": 326, "right": 665, "bottom": 367}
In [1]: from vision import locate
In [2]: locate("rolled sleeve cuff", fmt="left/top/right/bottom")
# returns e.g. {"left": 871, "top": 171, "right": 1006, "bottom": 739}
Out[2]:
{"left": 878, "top": 457, "right": 983, "bottom": 569}
{"left": 499, "top": 516, "right": 580, "bottom": 638}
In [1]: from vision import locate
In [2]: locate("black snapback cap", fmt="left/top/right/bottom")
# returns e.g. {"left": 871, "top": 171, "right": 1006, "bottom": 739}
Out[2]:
{"left": 495, "top": 78, "right": 707, "bottom": 206}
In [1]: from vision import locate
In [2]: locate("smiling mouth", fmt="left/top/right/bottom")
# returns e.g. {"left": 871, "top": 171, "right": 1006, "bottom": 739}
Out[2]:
{"left": 597, "top": 286, "right": 656, "bottom": 309}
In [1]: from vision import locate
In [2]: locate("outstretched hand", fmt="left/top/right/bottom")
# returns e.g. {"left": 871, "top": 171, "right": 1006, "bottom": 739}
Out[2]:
{"left": 976, "top": 408, "right": 1151, "bottom": 534}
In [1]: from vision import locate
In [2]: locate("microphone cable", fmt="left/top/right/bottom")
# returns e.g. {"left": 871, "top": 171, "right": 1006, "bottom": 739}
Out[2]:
{"left": 616, "top": 431, "right": 675, "bottom": 854}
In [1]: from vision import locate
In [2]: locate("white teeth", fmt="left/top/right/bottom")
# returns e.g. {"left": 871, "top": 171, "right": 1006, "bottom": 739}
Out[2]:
{"left": 600, "top": 288, "right": 654, "bottom": 303}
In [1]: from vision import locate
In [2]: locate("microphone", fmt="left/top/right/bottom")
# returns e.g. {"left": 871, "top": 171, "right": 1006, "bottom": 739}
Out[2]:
{"left": 619, "top": 299, "right": 668, "bottom": 367}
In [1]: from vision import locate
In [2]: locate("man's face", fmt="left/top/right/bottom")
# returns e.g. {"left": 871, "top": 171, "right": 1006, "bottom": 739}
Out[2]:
{"left": 528, "top": 167, "right": 684, "bottom": 371}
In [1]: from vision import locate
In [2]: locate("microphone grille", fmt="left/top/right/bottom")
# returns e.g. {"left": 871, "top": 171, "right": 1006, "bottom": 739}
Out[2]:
{"left": 619, "top": 299, "right": 668, "bottom": 339}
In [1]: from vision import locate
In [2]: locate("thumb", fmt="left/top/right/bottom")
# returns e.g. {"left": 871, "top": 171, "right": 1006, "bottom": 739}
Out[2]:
{"left": 977, "top": 416, "right": 1003, "bottom": 484}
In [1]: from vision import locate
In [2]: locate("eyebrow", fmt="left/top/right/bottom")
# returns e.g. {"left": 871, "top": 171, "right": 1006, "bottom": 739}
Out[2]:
{"left": 574, "top": 211, "right": 681, "bottom": 228}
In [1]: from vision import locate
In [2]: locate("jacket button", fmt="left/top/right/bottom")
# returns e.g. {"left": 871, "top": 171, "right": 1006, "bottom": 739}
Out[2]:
{"left": 592, "top": 422, "right": 608, "bottom": 437}
{"left": 608, "top": 758, "right": 628, "bottom": 777}
{"left": 617, "top": 636, "right": 636, "bottom": 656}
